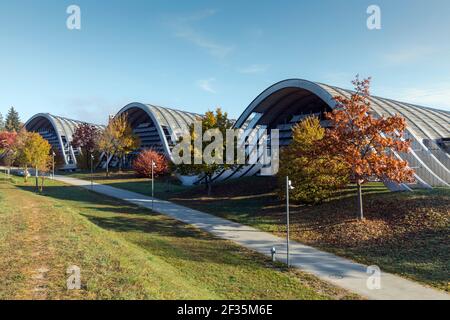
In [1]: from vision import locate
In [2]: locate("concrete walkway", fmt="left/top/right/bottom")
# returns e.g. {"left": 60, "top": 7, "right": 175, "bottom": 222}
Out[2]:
{"left": 54, "top": 175, "right": 449, "bottom": 300}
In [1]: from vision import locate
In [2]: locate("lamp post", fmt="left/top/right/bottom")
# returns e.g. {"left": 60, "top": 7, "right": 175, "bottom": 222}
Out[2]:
{"left": 52, "top": 151, "right": 56, "bottom": 180}
{"left": 90, "top": 153, "right": 94, "bottom": 189}
{"left": 151, "top": 160, "right": 156, "bottom": 211}
{"left": 286, "top": 176, "right": 294, "bottom": 268}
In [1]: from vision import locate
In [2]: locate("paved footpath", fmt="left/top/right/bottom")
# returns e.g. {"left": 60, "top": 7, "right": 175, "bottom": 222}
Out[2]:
{"left": 54, "top": 175, "right": 449, "bottom": 300}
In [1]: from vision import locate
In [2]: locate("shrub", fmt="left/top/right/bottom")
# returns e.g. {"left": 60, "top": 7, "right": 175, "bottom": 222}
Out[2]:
{"left": 132, "top": 149, "right": 169, "bottom": 178}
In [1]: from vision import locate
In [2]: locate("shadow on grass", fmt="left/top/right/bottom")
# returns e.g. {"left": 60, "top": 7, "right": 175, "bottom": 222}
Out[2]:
{"left": 14, "top": 183, "right": 253, "bottom": 267}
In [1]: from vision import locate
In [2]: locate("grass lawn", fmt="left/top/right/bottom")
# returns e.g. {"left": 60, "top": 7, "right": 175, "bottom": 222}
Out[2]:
{"left": 65, "top": 171, "right": 449, "bottom": 292}
{"left": 0, "top": 173, "right": 358, "bottom": 300}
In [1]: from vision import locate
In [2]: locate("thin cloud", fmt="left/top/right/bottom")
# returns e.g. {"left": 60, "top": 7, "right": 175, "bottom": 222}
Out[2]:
{"left": 378, "top": 83, "right": 450, "bottom": 110}
{"left": 166, "top": 10, "right": 234, "bottom": 59}
{"left": 59, "top": 97, "right": 128, "bottom": 125}
{"left": 197, "top": 78, "right": 217, "bottom": 93}
{"left": 382, "top": 46, "right": 436, "bottom": 65}
{"left": 238, "top": 64, "right": 269, "bottom": 74}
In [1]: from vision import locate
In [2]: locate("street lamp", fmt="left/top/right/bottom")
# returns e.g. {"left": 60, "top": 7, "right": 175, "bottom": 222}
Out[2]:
{"left": 286, "top": 176, "right": 294, "bottom": 268}
{"left": 151, "top": 160, "right": 156, "bottom": 211}
{"left": 90, "top": 153, "right": 95, "bottom": 189}
{"left": 52, "top": 151, "right": 56, "bottom": 180}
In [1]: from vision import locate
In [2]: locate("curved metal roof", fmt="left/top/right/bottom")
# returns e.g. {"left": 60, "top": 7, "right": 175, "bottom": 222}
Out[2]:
{"left": 23, "top": 79, "right": 449, "bottom": 188}
{"left": 227, "top": 79, "right": 450, "bottom": 189}
{"left": 25, "top": 113, "right": 104, "bottom": 168}
{"left": 116, "top": 102, "right": 201, "bottom": 159}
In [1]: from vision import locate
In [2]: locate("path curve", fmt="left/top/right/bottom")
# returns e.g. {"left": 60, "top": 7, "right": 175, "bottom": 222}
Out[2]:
{"left": 54, "top": 175, "right": 450, "bottom": 300}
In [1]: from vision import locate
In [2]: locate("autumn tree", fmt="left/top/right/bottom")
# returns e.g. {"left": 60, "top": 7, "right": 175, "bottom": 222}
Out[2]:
{"left": 132, "top": 149, "right": 169, "bottom": 178}
{"left": 0, "top": 131, "right": 18, "bottom": 169}
{"left": 5, "top": 107, "right": 21, "bottom": 132}
{"left": 13, "top": 131, "right": 52, "bottom": 189}
{"left": 24, "top": 133, "right": 52, "bottom": 191}
{"left": 98, "top": 114, "right": 140, "bottom": 176}
{"left": 12, "top": 129, "right": 31, "bottom": 181}
{"left": 172, "top": 108, "right": 236, "bottom": 195}
{"left": 71, "top": 123, "right": 101, "bottom": 169}
{"left": 323, "top": 76, "right": 414, "bottom": 219}
{"left": 278, "top": 117, "right": 349, "bottom": 204}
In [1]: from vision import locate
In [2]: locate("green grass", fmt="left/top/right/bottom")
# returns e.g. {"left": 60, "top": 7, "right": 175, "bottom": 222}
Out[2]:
{"left": 0, "top": 173, "right": 358, "bottom": 300}
{"left": 65, "top": 172, "right": 449, "bottom": 292}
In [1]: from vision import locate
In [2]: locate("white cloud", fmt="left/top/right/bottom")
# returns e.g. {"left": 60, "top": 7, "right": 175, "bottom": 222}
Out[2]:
{"left": 197, "top": 78, "right": 217, "bottom": 93}
{"left": 378, "top": 83, "right": 450, "bottom": 111}
{"left": 59, "top": 96, "right": 129, "bottom": 125}
{"left": 238, "top": 64, "right": 269, "bottom": 74}
{"left": 166, "top": 10, "right": 234, "bottom": 59}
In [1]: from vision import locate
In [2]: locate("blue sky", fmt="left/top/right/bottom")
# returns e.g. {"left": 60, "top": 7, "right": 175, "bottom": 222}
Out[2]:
{"left": 1, "top": 0, "right": 450, "bottom": 124}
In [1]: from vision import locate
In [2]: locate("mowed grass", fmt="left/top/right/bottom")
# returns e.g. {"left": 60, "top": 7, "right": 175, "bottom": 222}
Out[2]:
{"left": 0, "top": 174, "right": 358, "bottom": 300}
{"left": 67, "top": 172, "right": 450, "bottom": 292}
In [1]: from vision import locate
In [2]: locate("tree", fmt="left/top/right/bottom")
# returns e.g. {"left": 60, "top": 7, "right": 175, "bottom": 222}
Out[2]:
{"left": 0, "top": 113, "right": 5, "bottom": 131}
{"left": 98, "top": 114, "right": 140, "bottom": 176}
{"left": 12, "top": 129, "right": 31, "bottom": 181}
{"left": 132, "top": 149, "right": 169, "bottom": 178}
{"left": 13, "top": 130, "right": 52, "bottom": 189}
{"left": 0, "top": 131, "right": 17, "bottom": 150}
{"left": 278, "top": 117, "right": 349, "bottom": 204}
{"left": 173, "top": 108, "right": 236, "bottom": 195}
{"left": 0, "top": 131, "right": 18, "bottom": 168}
{"left": 323, "top": 76, "right": 415, "bottom": 219}
{"left": 24, "top": 133, "right": 52, "bottom": 191}
{"left": 5, "top": 107, "right": 21, "bottom": 132}
{"left": 71, "top": 123, "right": 101, "bottom": 169}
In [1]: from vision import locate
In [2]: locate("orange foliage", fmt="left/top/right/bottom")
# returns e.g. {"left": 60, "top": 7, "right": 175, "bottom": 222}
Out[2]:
{"left": 322, "top": 76, "right": 415, "bottom": 185}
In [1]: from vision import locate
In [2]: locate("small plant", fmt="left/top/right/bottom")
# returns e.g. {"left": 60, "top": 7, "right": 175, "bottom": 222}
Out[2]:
{"left": 132, "top": 149, "right": 169, "bottom": 178}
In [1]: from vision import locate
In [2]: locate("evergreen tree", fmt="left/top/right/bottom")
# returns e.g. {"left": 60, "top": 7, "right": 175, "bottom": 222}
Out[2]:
{"left": 0, "top": 112, "right": 5, "bottom": 130}
{"left": 5, "top": 107, "right": 21, "bottom": 132}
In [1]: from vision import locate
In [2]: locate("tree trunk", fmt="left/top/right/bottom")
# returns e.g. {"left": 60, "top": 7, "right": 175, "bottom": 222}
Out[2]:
{"left": 357, "top": 181, "right": 364, "bottom": 220}
{"left": 85, "top": 149, "right": 89, "bottom": 170}
{"left": 24, "top": 165, "right": 28, "bottom": 182}
{"left": 106, "top": 154, "right": 110, "bottom": 177}
{"left": 35, "top": 166, "right": 39, "bottom": 192}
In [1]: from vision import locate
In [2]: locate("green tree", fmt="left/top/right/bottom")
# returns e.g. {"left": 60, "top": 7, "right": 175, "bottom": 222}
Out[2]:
{"left": 5, "top": 107, "right": 21, "bottom": 132}
{"left": 278, "top": 116, "right": 349, "bottom": 204}
{"left": 173, "top": 108, "right": 236, "bottom": 195}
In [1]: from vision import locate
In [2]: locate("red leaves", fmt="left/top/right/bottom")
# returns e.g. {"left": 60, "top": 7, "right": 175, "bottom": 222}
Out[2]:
{"left": 0, "top": 131, "right": 17, "bottom": 150}
{"left": 321, "top": 76, "right": 415, "bottom": 184}
{"left": 132, "top": 149, "right": 169, "bottom": 178}
{"left": 71, "top": 123, "right": 101, "bottom": 152}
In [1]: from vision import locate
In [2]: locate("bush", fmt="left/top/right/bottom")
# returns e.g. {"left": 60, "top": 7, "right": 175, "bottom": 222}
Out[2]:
{"left": 132, "top": 149, "right": 169, "bottom": 178}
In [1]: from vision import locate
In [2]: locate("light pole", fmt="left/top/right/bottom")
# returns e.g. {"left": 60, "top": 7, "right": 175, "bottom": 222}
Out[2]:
{"left": 52, "top": 151, "right": 56, "bottom": 180}
{"left": 151, "top": 160, "right": 156, "bottom": 211}
{"left": 286, "top": 176, "right": 294, "bottom": 268}
{"left": 90, "top": 153, "right": 94, "bottom": 189}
